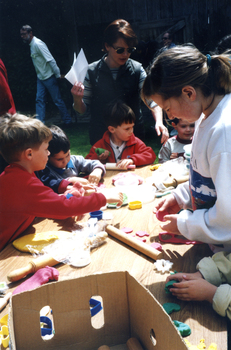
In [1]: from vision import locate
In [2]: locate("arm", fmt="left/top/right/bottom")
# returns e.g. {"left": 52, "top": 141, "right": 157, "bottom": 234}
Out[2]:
{"left": 177, "top": 153, "right": 231, "bottom": 245}
{"left": 37, "top": 41, "right": 60, "bottom": 78}
{"left": 151, "top": 106, "right": 169, "bottom": 144}
{"left": 127, "top": 138, "right": 156, "bottom": 166}
{"left": 158, "top": 141, "right": 172, "bottom": 163}
{"left": 35, "top": 168, "right": 71, "bottom": 194}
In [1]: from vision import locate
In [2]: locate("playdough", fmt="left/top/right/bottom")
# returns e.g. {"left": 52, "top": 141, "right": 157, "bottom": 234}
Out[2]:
{"left": 156, "top": 209, "right": 169, "bottom": 222}
{"left": 162, "top": 302, "right": 181, "bottom": 314}
{"left": 13, "top": 231, "right": 72, "bottom": 253}
{"left": 173, "top": 320, "right": 191, "bottom": 337}
{"left": 164, "top": 279, "right": 178, "bottom": 293}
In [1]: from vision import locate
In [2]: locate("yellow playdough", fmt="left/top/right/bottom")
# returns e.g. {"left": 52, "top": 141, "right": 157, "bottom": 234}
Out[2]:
{"left": 12, "top": 231, "right": 72, "bottom": 253}
{"left": 184, "top": 339, "right": 217, "bottom": 350}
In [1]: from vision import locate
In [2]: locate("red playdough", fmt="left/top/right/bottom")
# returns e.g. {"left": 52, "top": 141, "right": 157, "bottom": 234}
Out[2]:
{"left": 156, "top": 209, "right": 169, "bottom": 222}
{"left": 150, "top": 242, "right": 163, "bottom": 251}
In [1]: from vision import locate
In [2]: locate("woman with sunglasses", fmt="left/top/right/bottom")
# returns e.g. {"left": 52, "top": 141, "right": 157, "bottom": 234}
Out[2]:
{"left": 71, "top": 19, "right": 168, "bottom": 145}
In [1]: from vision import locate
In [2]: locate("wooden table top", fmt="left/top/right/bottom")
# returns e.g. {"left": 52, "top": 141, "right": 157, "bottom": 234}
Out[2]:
{"left": 0, "top": 166, "right": 227, "bottom": 349}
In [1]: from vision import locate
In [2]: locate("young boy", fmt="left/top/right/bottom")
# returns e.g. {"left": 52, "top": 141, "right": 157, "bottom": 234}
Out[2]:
{"left": 85, "top": 101, "right": 156, "bottom": 169}
{"left": 0, "top": 114, "right": 123, "bottom": 251}
{"left": 37, "top": 125, "right": 105, "bottom": 193}
{"left": 158, "top": 118, "right": 195, "bottom": 163}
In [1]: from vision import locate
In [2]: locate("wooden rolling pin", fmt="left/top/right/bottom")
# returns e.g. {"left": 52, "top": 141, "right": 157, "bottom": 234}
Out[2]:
{"left": 0, "top": 292, "right": 12, "bottom": 311}
{"left": 98, "top": 346, "right": 110, "bottom": 350}
{"left": 105, "top": 225, "right": 162, "bottom": 261}
{"left": 7, "top": 254, "right": 59, "bottom": 282}
{"left": 126, "top": 338, "right": 144, "bottom": 350}
{"left": 163, "top": 174, "right": 189, "bottom": 188}
{"left": 105, "top": 163, "right": 136, "bottom": 170}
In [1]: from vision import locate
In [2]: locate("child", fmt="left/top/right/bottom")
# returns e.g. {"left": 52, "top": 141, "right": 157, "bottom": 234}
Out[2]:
{"left": 85, "top": 101, "right": 156, "bottom": 169}
{"left": 37, "top": 125, "right": 105, "bottom": 192}
{"left": 166, "top": 251, "right": 231, "bottom": 320}
{"left": 0, "top": 114, "right": 123, "bottom": 251}
{"left": 141, "top": 46, "right": 231, "bottom": 252}
{"left": 158, "top": 118, "right": 195, "bottom": 163}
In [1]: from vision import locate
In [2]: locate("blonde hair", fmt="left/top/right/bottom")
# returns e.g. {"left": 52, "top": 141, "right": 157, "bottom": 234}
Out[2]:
{"left": 0, "top": 114, "right": 52, "bottom": 163}
{"left": 141, "top": 45, "right": 231, "bottom": 105}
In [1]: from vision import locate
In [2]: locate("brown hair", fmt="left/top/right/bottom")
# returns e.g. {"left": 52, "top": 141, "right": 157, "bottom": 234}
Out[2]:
{"left": 141, "top": 45, "right": 231, "bottom": 106}
{"left": 103, "top": 19, "right": 137, "bottom": 51}
{"left": 0, "top": 114, "right": 52, "bottom": 163}
{"left": 103, "top": 101, "right": 136, "bottom": 128}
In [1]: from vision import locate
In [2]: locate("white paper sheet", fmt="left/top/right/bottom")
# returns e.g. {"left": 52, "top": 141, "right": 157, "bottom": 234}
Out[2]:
{"left": 65, "top": 48, "right": 88, "bottom": 85}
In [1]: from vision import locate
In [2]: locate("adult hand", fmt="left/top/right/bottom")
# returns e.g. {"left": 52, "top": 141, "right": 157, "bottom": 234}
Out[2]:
{"left": 71, "top": 82, "right": 84, "bottom": 99}
{"left": 71, "top": 82, "right": 86, "bottom": 114}
{"left": 155, "top": 122, "right": 169, "bottom": 144}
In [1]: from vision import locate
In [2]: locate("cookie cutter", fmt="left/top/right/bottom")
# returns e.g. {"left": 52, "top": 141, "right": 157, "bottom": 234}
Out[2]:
{"left": 128, "top": 201, "right": 142, "bottom": 210}
{"left": 159, "top": 232, "right": 202, "bottom": 245}
{"left": 90, "top": 210, "right": 103, "bottom": 220}
{"left": 40, "top": 316, "right": 53, "bottom": 336}
{"left": 89, "top": 298, "right": 102, "bottom": 317}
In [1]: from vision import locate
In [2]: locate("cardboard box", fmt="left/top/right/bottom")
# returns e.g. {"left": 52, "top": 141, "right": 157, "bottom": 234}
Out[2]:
{"left": 9, "top": 271, "right": 188, "bottom": 350}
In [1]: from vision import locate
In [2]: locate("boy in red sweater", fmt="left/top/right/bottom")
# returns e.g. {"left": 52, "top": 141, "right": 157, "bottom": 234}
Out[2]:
{"left": 85, "top": 101, "right": 156, "bottom": 169}
{"left": 0, "top": 114, "right": 123, "bottom": 251}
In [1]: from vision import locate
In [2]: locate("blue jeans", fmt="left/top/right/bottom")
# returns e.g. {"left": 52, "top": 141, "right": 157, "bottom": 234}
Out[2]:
{"left": 36, "top": 75, "right": 71, "bottom": 124}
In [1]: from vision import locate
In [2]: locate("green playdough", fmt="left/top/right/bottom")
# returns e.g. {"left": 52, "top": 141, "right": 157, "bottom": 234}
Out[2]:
{"left": 164, "top": 279, "right": 178, "bottom": 294}
{"left": 107, "top": 193, "right": 128, "bottom": 208}
{"left": 163, "top": 302, "right": 181, "bottom": 315}
{"left": 173, "top": 320, "right": 191, "bottom": 337}
{"left": 95, "top": 148, "right": 111, "bottom": 156}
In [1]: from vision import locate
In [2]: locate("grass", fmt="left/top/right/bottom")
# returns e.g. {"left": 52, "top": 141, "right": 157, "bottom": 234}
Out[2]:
{"left": 64, "top": 119, "right": 162, "bottom": 163}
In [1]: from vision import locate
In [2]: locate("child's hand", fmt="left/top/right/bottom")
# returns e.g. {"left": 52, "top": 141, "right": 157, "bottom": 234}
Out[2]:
{"left": 153, "top": 194, "right": 180, "bottom": 215}
{"left": 100, "top": 188, "right": 123, "bottom": 206}
{"left": 116, "top": 159, "right": 134, "bottom": 170}
{"left": 88, "top": 168, "right": 103, "bottom": 185}
{"left": 159, "top": 214, "right": 180, "bottom": 234}
{"left": 166, "top": 271, "right": 203, "bottom": 283}
{"left": 93, "top": 147, "right": 110, "bottom": 161}
{"left": 67, "top": 177, "right": 89, "bottom": 186}
{"left": 168, "top": 277, "right": 217, "bottom": 303}
{"left": 64, "top": 182, "right": 85, "bottom": 197}
{"left": 170, "top": 152, "right": 178, "bottom": 160}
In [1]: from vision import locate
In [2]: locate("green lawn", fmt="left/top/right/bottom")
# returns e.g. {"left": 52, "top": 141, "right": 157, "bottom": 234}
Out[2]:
{"left": 64, "top": 121, "right": 162, "bottom": 163}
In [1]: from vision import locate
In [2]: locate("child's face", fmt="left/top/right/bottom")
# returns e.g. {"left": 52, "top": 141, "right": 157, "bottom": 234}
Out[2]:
{"left": 110, "top": 122, "right": 134, "bottom": 142}
{"left": 173, "top": 120, "right": 195, "bottom": 140}
{"left": 49, "top": 150, "right": 71, "bottom": 169}
{"left": 31, "top": 141, "right": 50, "bottom": 171}
{"left": 151, "top": 92, "right": 202, "bottom": 123}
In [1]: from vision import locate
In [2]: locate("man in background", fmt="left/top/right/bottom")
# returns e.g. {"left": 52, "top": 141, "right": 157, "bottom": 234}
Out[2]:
{"left": 20, "top": 25, "right": 71, "bottom": 125}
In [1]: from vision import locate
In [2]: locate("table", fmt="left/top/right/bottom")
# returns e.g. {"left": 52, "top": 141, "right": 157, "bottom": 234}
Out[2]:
{"left": 0, "top": 166, "right": 227, "bottom": 349}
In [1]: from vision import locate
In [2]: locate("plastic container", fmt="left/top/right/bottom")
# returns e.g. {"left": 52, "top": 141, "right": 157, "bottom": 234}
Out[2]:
{"left": 89, "top": 210, "right": 103, "bottom": 220}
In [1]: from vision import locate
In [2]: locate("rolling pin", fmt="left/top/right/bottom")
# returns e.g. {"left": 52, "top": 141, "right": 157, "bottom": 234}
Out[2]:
{"left": 0, "top": 292, "right": 12, "bottom": 311}
{"left": 105, "top": 225, "right": 162, "bottom": 261}
{"left": 126, "top": 338, "right": 144, "bottom": 350}
{"left": 7, "top": 254, "right": 59, "bottom": 282}
{"left": 105, "top": 163, "right": 136, "bottom": 170}
{"left": 97, "top": 346, "right": 110, "bottom": 350}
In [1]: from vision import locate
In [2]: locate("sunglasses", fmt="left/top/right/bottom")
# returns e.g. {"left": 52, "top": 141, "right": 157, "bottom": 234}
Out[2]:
{"left": 162, "top": 37, "right": 169, "bottom": 41}
{"left": 112, "top": 46, "right": 136, "bottom": 54}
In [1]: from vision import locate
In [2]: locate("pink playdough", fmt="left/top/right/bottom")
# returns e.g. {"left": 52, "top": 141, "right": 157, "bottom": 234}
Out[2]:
{"left": 156, "top": 209, "right": 170, "bottom": 222}
{"left": 135, "top": 231, "right": 150, "bottom": 238}
{"left": 121, "top": 227, "right": 133, "bottom": 234}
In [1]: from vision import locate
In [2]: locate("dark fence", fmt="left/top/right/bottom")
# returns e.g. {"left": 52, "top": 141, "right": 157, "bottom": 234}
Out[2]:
{"left": 1, "top": 0, "right": 231, "bottom": 111}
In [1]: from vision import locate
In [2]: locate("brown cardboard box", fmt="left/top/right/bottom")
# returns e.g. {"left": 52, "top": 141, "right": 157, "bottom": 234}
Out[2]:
{"left": 9, "top": 271, "right": 188, "bottom": 350}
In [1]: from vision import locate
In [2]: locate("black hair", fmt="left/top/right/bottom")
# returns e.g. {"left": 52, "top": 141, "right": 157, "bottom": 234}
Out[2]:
{"left": 48, "top": 125, "right": 70, "bottom": 157}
